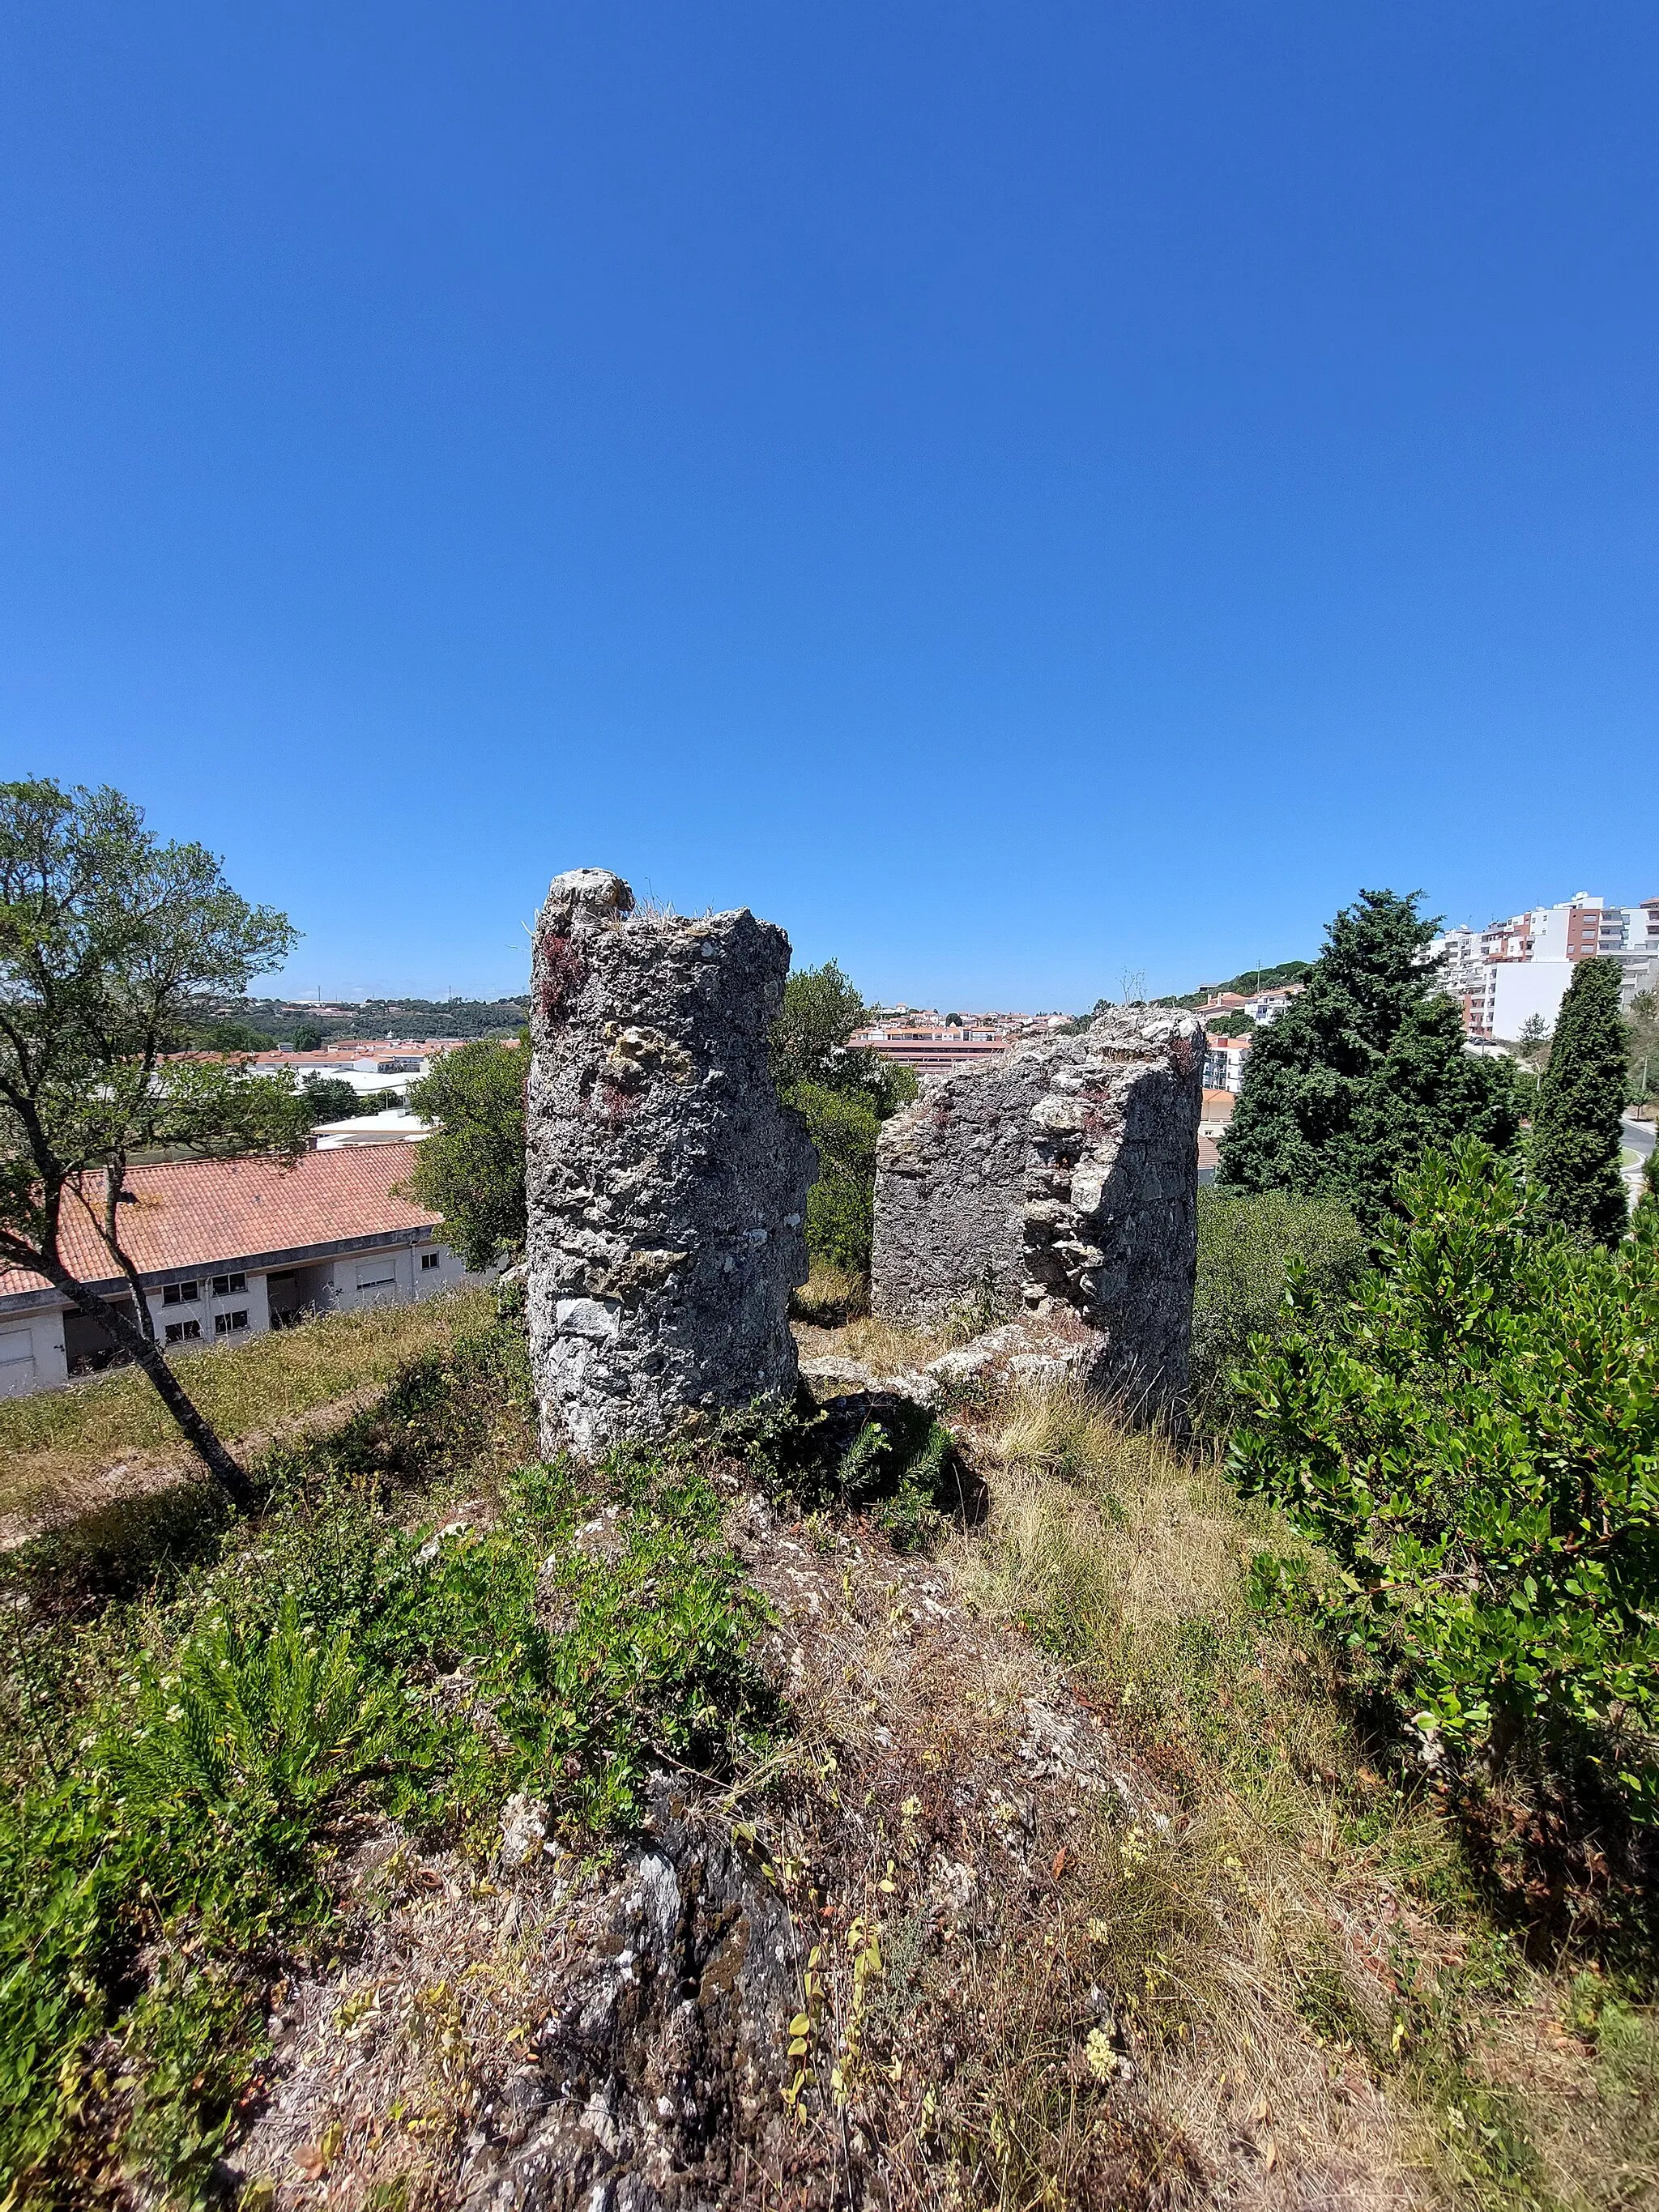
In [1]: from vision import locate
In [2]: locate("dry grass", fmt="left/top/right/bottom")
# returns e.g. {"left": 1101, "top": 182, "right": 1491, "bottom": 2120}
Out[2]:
{"left": 928, "top": 1370, "right": 1659, "bottom": 2210}
{"left": 790, "top": 1260, "right": 868, "bottom": 1328}
{"left": 0, "top": 1289, "right": 496, "bottom": 1520}
{"left": 818, "top": 1307, "right": 957, "bottom": 1375}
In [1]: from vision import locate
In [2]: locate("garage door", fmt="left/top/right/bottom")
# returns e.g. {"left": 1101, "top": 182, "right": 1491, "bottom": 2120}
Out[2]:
{"left": 0, "top": 1330, "right": 37, "bottom": 1397}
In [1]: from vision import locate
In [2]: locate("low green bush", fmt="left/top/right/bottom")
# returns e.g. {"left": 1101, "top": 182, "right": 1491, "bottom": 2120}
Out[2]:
{"left": 738, "top": 1393, "right": 973, "bottom": 1551}
{"left": 1232, "top": 1142, "right": 1659, "bottom": 1829}
{"left": 1191, "top": 1185, "right": 1369, "bottom": 1426}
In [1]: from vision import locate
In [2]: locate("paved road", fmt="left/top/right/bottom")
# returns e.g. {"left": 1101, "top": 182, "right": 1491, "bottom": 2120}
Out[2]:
{"left": 1625, "top": 1115, "right": 1655, "bottom": 1161}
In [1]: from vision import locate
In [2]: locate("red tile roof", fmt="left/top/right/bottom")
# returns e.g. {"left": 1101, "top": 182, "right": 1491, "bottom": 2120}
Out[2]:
{"left": 0, "top": 1148, "right": 441, "bottom": 1298}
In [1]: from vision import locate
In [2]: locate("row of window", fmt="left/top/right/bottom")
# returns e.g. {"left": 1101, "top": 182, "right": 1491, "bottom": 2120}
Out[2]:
{"left": 162, "top": 1272, "right": 246, "bottom": 1306}
{"left": 164, "top": 1310, "right": 249, "bottom": 1346}
{"left": 160, "top": 1252, "right": 443, "bottom": 1338}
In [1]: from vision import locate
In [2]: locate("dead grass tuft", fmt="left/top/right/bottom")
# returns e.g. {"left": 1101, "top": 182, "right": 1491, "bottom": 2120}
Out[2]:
{"left": 790, "top": 1261, "right": 868, "bottom": 1328}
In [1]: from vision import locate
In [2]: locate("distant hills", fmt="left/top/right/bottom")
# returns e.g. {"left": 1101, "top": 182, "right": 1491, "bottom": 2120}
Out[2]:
{"left": 202, "top": 995, "right": 531, "bottom": 1044}
{"left": 1157, "top": 959, "right": 1310, "bottom": 1010}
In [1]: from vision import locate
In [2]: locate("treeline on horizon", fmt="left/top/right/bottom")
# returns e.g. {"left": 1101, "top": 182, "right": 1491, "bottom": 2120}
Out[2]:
{"left": 190, "top": 993, "right": 532, "bottom": 1048}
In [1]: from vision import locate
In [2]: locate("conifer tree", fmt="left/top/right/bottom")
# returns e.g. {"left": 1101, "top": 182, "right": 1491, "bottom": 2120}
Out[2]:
{"left": 1216, "top": 889, "right": 1519, "bottom": 1227}
{"left": 1529, "top": 955, "right": 1630, "bottom": 1244}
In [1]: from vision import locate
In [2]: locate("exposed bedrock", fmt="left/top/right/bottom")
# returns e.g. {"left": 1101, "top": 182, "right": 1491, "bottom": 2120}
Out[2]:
{"left": 526, "top": 869, "right": 816, "bottom": 1457}
{"left": 869, "top": 1008, "right": 1205, "bottom": 1409}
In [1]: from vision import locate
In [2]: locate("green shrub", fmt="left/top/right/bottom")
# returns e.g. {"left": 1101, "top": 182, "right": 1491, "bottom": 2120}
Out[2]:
{"left": 787, "top": 1079, "right": 882, "bottom": 1274}
{"left": 1232, "top": 1142, "right": 1659, "bottom": 1822}
{"left": 739, "top": 1394, "right": 970, "bottom": 1551}
{"left": 1191, "top": 1186, "right": 1368, "bottom": 1426}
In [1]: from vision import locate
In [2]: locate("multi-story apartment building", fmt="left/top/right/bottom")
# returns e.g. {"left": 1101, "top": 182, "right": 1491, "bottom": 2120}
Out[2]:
{"left": 1196, "top": 986, "right": 1301, "bottom": 1026}
{"left": 1433, "top": 894, "right": 1659, "bottom": 1040}
{"left": 1204, "top": 1034, "right": 1252, "bottom": 1093}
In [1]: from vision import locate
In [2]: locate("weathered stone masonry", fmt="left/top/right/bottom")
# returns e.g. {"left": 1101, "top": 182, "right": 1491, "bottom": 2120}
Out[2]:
{"left": 526, "top": 869, "right": 817, "bottom": 1456}
{"left": 870, "top": 1009, "right": 1205, "bottom": 1406}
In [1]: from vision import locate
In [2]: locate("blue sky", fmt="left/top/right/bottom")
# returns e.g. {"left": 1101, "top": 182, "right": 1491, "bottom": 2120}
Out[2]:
{"left": 2, "top": 3, "right": 1656, "bottom": 1010}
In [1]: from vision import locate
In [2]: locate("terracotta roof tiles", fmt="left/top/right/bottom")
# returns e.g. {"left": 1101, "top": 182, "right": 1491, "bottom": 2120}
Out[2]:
{"left": 0, "top": 1148, "right": 441, "bottom": 1298}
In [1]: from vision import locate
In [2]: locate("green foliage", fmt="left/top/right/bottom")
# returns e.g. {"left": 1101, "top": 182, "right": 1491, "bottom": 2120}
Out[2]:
{"left": 740, "top": 1395, "right": 969, "bottom": 1552}
{"left": 773, "top": 961, "right": 917, "bottom": 1278}
{"left": 299, "top": 1074, "right": 384, "bottom": 1123}
{"left": 1529, "top": 956, "right": 1630, "bottom": 1247}
{"left": 1217, "top": 889, "right": 1519, "bottom": 1229}
{"left": 183, "top": 1016, "right": 271, "bottom": 1053}
{"left": 404, "top": 1035, "right": 528, "bottom": 1269}
{"left": 1158, "top": 958, "right": 1311, "bottom": 1009}
{"left": 1628, "top": 987, "right": 1659, "bottom": 1108}
{"left": 1205, "top": 1011, "right": 1256, "bottom": 1038}
{"left": 790, "top": 1080, "right": 881, "bottom": 1273}
{"left": 1232, "top": 1142, "right": 1659, "bottom": 1824}
{"left": 1191, "top": 1187, "right": 1369, "bottom": 1426}
{"left": 771, "top": 961, "right": 915, "bottom": 1120}
{"left": 0, "top": 1314, "right": 777, "bottom": 2203}
{"left": 289, "top": 1021, "right": 326, "bottom": 1051}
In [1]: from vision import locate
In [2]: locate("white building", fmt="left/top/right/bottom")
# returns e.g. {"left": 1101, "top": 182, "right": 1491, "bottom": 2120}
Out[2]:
{"left": 309, "top": 1110, "right": 434, "bottom": 1149}
{"left": 1204, "top": 1034, "right": 1252, "bottom": 1093}
{"left": 0, "top": 1148, "right": 480, "bottom": 1399}
{"left": 1432, "top": 893, "right": 1659, "bottom": 1040}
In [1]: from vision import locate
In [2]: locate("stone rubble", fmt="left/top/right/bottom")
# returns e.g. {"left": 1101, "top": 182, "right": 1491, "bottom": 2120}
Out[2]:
{"left": 870, "top": 1006, "right": 1205, "bottom": 1408}
{"left": 525, "top": 869, "right": 817, "bottom": 1458}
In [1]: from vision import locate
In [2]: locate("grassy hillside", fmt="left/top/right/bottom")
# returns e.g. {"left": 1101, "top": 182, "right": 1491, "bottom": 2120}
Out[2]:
{"left": 0, "top": 1288, "right": 1653, "bottom": 2206}
{"left": 0, "top": 1290, "right": 496, "bottom": 1522}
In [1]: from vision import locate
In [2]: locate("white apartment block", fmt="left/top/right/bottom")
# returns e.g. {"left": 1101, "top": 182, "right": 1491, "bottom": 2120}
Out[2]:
{"left": 1204, "top": 1035, "right": 1252, "bottom": 1093}
{"left": 1432, "top": 893, "right": 1659, "bottom": 1042}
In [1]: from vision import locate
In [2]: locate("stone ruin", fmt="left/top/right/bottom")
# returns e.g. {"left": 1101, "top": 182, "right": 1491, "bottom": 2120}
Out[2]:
{"left": 870, "top": 1008, "right": 1205, "bottom": 1409}
{"left": 525, "top": 869, "right": 817, "bottom": 1457}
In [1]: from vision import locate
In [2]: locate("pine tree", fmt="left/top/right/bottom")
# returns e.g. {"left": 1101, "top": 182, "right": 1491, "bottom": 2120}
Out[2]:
{"left": 1216, "top": 889, "right": 1519, "bottom": 1227}
{"left": 1529, "top": 956, "right": 1630, "bottom": 1245}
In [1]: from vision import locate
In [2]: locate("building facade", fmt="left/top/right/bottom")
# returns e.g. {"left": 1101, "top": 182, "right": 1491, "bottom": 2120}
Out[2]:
{"left": 0, "top": 1147, "right": 479, "bottom": 1399}
{"left": 1203, "top": 1034, "right": 1252, "bottom": 1093}
{"left": 1432, "top": 894, "right": 1659, "bottom": 1039}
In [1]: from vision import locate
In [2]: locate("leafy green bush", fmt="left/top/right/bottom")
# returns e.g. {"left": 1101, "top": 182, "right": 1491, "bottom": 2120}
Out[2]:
{"left": 1232, "top": 1142, "right": 1659, "bottom": 1823}
{"left": 739, "top": 1394, "right": 971, "bottom": 1551}
{"left": 404, "top": 1034, "right": 529, "bottom": 1268}
{"left": 1191, "top": 1186, "right": 1368, "bottom": 1426}
{"left": 788, "top": 1080, "right": 882, "bottom": 1274}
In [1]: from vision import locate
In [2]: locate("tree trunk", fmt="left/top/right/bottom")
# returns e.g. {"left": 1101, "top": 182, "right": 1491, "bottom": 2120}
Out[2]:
{"left": 51, "top": 1273, "right": 258, "bottom": 1511}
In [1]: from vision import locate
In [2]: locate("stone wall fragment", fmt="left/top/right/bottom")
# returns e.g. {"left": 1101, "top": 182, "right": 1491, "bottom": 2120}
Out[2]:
{"left": 870, "top": 1008, "right": 1204, "bottom": 1408}
{"left": 526, "top": 868, "right": 815, "bottom": 1455}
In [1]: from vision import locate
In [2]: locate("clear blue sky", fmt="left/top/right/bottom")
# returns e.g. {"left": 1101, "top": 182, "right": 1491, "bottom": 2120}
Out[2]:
{"left": 2, "top": 3, "right": 1655, "bottom": 1011}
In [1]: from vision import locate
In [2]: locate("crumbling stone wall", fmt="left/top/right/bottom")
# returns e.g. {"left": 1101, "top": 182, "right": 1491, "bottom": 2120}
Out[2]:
{"left": 526, "top": 869, "right": 816, "bottom": 1456}
{"left": 871, "top": 1009, "right": 1205, "bottom": 1406}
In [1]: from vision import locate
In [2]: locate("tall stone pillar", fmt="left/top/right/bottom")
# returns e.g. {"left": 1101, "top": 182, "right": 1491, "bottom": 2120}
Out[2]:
{"left": 526, "top": 870, "right": 817, "bottom": 1457}
{"left": 870, "top": 1009, "right": 1204, "bottom": 1408}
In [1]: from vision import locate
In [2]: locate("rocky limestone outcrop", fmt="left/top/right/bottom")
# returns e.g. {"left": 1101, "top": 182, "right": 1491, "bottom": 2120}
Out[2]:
{"left": 870, "top": 1007, "right": 1205, "bottom": 1408}
{"left": 526, "top": 870, "right": 817, "bottom": 1456}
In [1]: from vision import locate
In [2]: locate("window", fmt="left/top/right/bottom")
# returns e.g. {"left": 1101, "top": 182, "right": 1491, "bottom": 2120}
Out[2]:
{"left": 164, "top": 1319, "right": 201, "bottom": 1345}
{"left": 420, "top": 1250, "right": 441, "bottom": 1271}
{"left": 215, "top": 1309, "right": 249, "bottom": 1336}
{"left": 355, "top": 1261, "right": 396, "bottom": 1292}
{"left": 211, "top": 1272, "right": 247, "bottom": 1296}
{"left": 162, "top": 1281, "right": 198, "bottom": 1306}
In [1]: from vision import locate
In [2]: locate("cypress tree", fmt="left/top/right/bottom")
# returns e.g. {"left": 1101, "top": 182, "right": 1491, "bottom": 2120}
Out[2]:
{"left": 1529, "top": 956, "right": 1630, "bottom": 1244}
{"left": 1216, "top": 889, "right": 1519, "bottom": 1226}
